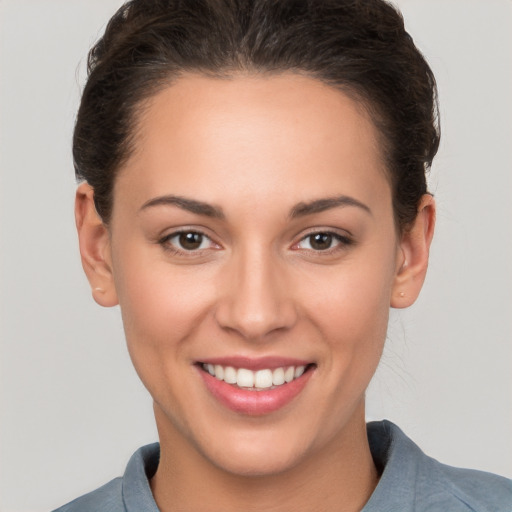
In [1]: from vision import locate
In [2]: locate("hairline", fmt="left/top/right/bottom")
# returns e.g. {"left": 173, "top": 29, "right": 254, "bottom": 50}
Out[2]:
{"left": 107, "top": 68, "right": 398, "bottom": 226}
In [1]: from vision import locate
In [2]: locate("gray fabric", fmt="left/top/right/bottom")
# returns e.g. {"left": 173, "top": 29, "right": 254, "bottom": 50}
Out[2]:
{"left": 53, "top": 420, "right": 512, "bottom": 511}
{"left": 363, "top": 421, "right": 512, "bottom": 511}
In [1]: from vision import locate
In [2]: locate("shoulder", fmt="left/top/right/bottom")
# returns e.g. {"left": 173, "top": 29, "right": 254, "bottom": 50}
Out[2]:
{"left": 365, "top": 420, "right": 512, "bottom": 512}
{"left": 52, "top": 478, "right": 123, "bottom": 512}
{"left": 421, "top": 453, "right": 512, "bottom": 511}
{"left": 52, "top": 442, "right": 160, "bottom": 512}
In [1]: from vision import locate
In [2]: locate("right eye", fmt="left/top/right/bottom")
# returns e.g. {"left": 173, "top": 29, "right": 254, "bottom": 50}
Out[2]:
{"left": 159, "top": 230, "right": 217, "bottom": 253}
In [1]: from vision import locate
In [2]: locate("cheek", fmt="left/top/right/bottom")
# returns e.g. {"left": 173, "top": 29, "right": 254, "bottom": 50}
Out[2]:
{"left": 298, "top": 248, "right": 397, "bottom": 396}
{"left": 111, "top": 247, "right": 216, "bottom": 372}
{"left": 303, "top": 260, "right": 394, "bottom": 343}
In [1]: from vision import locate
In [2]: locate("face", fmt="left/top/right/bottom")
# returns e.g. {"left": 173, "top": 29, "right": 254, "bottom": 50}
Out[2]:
{"left": 80, "top": 73, "right": 429, "bottom": 477}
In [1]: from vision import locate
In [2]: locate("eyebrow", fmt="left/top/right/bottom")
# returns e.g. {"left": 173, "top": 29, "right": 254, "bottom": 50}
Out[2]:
{"left": 289, "top": 196, "right": 372, "bottom": 218}
{"left": 139, "top": 194, "right": 371, "bottom": 219}
{"left": 140, "top": 195, "right": 225, "bottom": 219}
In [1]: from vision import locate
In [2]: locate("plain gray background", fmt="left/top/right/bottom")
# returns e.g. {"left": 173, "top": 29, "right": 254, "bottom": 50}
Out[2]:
{"left": 1, "top": 1, "right": 511, "bottom": 510}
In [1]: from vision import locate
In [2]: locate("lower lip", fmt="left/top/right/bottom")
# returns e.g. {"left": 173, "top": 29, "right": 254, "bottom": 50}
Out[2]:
{"left": 198, "top": 366, "right": 314, "bottom": 416}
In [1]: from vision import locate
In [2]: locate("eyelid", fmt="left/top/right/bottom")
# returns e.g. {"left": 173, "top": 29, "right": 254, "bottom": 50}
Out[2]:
{"left": 158, "top": 227, "right": 222, "bottom": 255}
{"left": 291, "top": 228, "right": 354, "bottom": 252}
{"left": 156, "top": 225, "right": 353, "bottom": 256}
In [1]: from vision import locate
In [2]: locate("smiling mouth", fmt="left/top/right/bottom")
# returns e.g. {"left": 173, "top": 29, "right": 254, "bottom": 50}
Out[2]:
{"left": 198, "top": 363, "right": 315, "bottom": 391}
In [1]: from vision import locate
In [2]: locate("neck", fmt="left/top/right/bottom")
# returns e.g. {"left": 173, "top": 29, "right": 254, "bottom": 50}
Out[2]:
{"left": 150, "top": 403, "right": 378, "bottom": 512}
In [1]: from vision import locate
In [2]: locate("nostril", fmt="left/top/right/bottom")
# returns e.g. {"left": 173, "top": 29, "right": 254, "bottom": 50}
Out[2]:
{"left": 212, "top": 260, "right": 299, "bottom": 339}
{"left": 214, "top": 299, "right": 298, "bottom": 340}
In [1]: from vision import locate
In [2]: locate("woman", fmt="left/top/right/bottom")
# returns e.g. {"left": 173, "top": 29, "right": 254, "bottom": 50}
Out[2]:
{"left": 53, "top": 0, "right": 512, "bottom": 510}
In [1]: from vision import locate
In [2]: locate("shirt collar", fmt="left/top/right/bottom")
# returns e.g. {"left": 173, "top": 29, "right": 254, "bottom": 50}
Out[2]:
{"left": 122, "top": 442, "right": 160, "bottom": 512}
{"left": 121, "top": 421, "right": 420, "bottom": 511}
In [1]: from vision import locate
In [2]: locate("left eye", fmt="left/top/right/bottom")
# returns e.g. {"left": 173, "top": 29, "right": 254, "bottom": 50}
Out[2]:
{"left": 165, "top": 231, "right": 213, "bottom": 251}
{"left": 296, "top": 232, "right": 348, "bottom": 251}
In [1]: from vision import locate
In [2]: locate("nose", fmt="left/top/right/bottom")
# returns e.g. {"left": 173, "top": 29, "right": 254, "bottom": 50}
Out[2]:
{"left": 214, "top": 246, "right": 298, "bottom": 341}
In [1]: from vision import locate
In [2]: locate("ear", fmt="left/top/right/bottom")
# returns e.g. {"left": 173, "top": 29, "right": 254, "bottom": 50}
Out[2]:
{"left": 75, "top": 182, "right": 118, "bottom": 307}
{"left": 391, "top": 194, "right": 436, "bottom": 308}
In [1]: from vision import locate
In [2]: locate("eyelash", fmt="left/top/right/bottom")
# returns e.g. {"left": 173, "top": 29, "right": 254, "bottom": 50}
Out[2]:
{"left": 158, "top": 229, "right": 353, "bottom": 256}
{"left": 292, "top": 231, "right": 354, "bottom": 254}
{"left": 158, "top": 230, "right": 219, "bottom": 256}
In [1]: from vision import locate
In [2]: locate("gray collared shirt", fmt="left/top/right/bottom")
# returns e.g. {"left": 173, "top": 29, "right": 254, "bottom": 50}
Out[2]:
{"left": 53, "top": 420, "right": 512, "bottom": 511}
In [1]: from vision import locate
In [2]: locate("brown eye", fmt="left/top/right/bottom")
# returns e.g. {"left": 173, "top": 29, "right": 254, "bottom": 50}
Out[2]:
{"left": 309, "top": 233, "right": 334, "bottom": 250}
{"left": 161, "top": 231, "right": 212, "bottom": 252}
{"left": 294, "top": 231, "right": 352, "bottom": 252}
{"left": 178, "top": 232, "right": 204, "bottom": 250}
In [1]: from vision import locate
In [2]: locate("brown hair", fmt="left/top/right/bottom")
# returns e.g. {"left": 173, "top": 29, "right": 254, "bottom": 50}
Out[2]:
{"left": 74, "top": 0, "right": 439, "bottom": 230}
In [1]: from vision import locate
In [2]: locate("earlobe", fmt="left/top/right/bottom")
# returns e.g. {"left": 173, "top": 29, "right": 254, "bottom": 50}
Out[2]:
{"left": 391, "top": 194, "right": 436, "bottom": 309}
{"left": 75, "top": 182, "right": 119, "bottom": 307}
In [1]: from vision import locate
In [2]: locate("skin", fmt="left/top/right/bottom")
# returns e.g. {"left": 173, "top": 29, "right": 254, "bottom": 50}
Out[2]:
{"left": 76, "top": 73, "right": 435, "bottom": 512}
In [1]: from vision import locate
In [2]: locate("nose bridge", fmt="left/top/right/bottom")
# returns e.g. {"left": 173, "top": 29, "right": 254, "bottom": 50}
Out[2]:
{"left": 215, "top": 242, "right": 296, "bottom": 340}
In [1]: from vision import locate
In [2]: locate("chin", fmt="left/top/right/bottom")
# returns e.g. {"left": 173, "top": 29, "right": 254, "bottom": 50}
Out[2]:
{"left": 198, "top": 412, "right": 333, "bottom": 478}
{"left": 204, "top": 436, "right": 308, "bottom": 478}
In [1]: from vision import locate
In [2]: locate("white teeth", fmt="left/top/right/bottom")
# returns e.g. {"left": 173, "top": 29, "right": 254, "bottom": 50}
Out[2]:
{"left": 203, "top": 363, "right": 310, "bottom": 389}
{"left": 294, "top": 365, "right": 305, "bottom": 378}
{"left": 214, "top": 364, "right": 224, "bottom": 380}
{"left": 237, "top": 368, "right": 254, "bottom": 387}
{"left": 254, "top": 369, "right": 273, "bottom": 389}
{"left": 223, "top": 366, "right": 237, "bottom": 384}
{"left": 284, "top": 366, "right": 295, "bottom": 383}
{"left": 272, "top": 367, "right": 285, "bottom": 386}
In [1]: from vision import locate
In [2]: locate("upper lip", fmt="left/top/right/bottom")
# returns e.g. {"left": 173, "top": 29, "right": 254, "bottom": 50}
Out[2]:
{"left": 197, "top": 356, "right": 313, "bottom": 371}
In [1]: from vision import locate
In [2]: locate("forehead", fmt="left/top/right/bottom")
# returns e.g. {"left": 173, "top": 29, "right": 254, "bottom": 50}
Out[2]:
{"left": 115, "top": 72, "right": 390, "bottom": 216}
